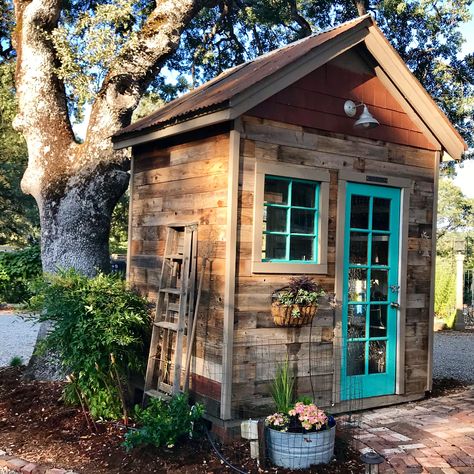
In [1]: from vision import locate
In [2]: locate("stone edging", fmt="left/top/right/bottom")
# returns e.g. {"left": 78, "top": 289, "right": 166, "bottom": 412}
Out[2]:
{"left": 0, "top": 452, "right": 77, "bottom": 474}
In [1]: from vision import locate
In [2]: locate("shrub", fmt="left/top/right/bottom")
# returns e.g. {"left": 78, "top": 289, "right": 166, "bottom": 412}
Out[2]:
{"left": 31, "top": 270, "right": 151, "bottom": 420}
{"left": 9, "top": 356, "right": 23, "bottom": 367}
{"left": 434, "top": 257, "right": 457, "bottom": 328}
{"left": 123, "top": 394, "right": 204, "bottom": 450}
{"left": 0, "top": 245, "right": 42, "bottom": 303}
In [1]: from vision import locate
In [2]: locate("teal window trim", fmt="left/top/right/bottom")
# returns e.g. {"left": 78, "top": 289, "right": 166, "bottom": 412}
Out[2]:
{"left": 262, "top": 175, "right": 320, "bottom": 263}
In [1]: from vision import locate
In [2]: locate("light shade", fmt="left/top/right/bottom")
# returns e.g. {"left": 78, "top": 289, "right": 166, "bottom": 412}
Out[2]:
{"left": 354, "top": 105, "right": 380, "bottom": 129}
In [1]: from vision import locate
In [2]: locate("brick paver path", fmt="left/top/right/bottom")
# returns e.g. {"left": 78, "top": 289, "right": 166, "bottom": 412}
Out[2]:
{"left": 352, "top": 387, "right": 474, "bottom": 473}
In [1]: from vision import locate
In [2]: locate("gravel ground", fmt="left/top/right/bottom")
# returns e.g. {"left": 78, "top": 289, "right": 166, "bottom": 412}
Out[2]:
{"left": 0, "top": 312, "right": 39, "bottom": 367}
{"left": 433, "top": 330, "right": 474, "bottom": 383}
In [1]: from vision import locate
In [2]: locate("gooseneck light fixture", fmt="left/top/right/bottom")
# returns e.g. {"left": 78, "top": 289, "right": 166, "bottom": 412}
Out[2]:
{"left": 344, "top": 100, "right": 380, "bottom": 129}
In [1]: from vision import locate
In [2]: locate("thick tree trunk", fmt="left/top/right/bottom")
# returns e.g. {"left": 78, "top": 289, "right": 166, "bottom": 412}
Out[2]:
{"left": 39, "top": 165, "right": 129, "bottom": 276}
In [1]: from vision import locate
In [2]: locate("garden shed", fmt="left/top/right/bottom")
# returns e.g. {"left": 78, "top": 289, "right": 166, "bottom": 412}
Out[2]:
{"left": 113, "top": 14, "right": 466, "bottom": 434}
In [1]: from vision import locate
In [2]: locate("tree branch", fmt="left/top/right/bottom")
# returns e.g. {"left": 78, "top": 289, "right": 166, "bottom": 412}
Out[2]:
{"left": 289, "top": 0, "right": 312, "bottom": 37}
{"left": 86, "top": 0, "right": 208, "bottom": 151}
{"left": 354, "top": 0, "right": 369, "bottom": 16}
{"left": 13, "top": 0, "right": 76, "bottom": 197}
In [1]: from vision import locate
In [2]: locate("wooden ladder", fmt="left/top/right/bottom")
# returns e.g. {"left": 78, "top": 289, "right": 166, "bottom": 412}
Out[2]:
{"left": 143, "top": 224, "right": 197, "bottom": 400}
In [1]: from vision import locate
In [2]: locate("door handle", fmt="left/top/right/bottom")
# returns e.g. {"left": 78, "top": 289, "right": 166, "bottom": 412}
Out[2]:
{"left": 390, "top": 302, "right": 400, "bottom": 309}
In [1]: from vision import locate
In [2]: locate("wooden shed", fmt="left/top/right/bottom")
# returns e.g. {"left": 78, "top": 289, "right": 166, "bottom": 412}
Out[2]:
{"left": 113, "top": 15, "right": 466, "bottom": 432}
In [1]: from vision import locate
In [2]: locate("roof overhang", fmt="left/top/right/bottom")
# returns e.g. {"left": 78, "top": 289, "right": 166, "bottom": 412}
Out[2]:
{"left": 364, "top": 24, "right": 466, "bottom": 160}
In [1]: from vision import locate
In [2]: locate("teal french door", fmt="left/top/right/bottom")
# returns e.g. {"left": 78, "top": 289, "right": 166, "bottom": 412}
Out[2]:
{"left": 341, "top": 183, "right": 401, "bottom": 400}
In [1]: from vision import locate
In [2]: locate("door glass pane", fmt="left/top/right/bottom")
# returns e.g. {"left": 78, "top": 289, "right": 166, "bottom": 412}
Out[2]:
{"left": 292, "top": 181, "right": 316, "bottom": 207}
{"left": 369, "top": 305, "right": 387, "bottom": 337}
{"left": 347, "top": 342, "right": 365, "bottom": 376}
{"left": 350, "top": 232, "right": 368, "bottom": 264}
{"left": 372, "top": 234, "right": 389, "bottom": 265}
{"left": 265, "top": 207, "right": 287, "bottom": 232}
{"left": 289, "top": 236, "right": 314, "bottom": 261}
{"left": 370, "top": 270, "right": 388, "bottom": 301}
{"left": 350, "top": 195, "right": 370, "bottom": 229}
{"left": 264, "top": 178, "right": 288, "bottom": 204}
{"left": 373, "top": 198, "right": 390, "bottom": 230}
{"left": 369, "top": 341, "right": 387, "bottom": 374}
{"left": 263, "top": 234, "right": 286, "bottom": 259}
{"left": 349, "top": 268, "right": 367, "bottom": 302}
{"left": 348, "top": 304, "right": 366, "bottom": 339}
{"left": 290, "top": 209, "right": 314, "bottom": 234}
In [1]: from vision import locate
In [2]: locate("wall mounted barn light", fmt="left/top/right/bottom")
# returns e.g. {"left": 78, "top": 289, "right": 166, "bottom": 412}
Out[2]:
{"left": 344, "top": 100, "right": 380, "bottom": 129}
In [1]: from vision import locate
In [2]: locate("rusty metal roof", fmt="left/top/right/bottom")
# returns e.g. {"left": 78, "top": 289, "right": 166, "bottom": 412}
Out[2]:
{"left": 114, "top": 15, "right": 372, "bottom": 140}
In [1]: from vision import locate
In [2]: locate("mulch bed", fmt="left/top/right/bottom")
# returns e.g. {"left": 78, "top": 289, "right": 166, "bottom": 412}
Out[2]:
{"left": 0, "top": 367, "right": 366, "bottom": 473}
{"left": 1, "top": 368, "right": 467, "bottom": 473}
{"left": 0, "top": 368, "right": 469, "bottom": 473}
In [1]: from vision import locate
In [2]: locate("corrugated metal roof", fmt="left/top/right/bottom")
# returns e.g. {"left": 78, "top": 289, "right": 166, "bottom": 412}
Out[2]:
{"left": 115, "top": 15, "right": 371, "bottom": 139}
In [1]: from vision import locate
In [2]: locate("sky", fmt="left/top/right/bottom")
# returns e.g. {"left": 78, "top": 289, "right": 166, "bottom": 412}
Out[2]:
{"left": 453, "top": 4, "right": 474, "bottom": 197}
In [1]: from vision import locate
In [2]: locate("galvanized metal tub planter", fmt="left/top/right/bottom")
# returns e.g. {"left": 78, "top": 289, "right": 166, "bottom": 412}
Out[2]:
{"left": 266, "top": 424, "right": 335, "bottom": 469}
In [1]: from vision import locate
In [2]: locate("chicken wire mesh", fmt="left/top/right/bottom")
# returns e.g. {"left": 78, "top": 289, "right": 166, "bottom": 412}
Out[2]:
{"left": 194, "top": 334, "right": 364, "bottom": 472}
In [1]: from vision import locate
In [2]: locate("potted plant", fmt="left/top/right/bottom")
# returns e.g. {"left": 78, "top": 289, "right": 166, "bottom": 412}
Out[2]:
{"left": 271, "top": 276, "right": 325, "bottom": 327}
{"left": 265, "top": 360, "right": 336, "bottom": 469}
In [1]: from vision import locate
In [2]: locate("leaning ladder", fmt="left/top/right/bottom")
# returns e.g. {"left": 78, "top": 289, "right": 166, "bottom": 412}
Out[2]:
{"left": 143, "top": 224, "right": 197, "bottom": 399}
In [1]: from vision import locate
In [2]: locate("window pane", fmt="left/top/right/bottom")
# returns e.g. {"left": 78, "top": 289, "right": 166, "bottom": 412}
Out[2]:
{"left": 263, "top": 234, "right": 286, "bottom": 260}
{"left": 349, "top": 268, "right": 367, "bottom": 302}
{"left": 350, "top": 195, "right": 370, "bottom": 229}
{"left": 264, "top": 178, "right": 288, "bottom": 205}
{"left": 347, "top": 342, "right": 365, "bottom": 376}
{"left": 348, "top": 304, "right": 366, "bottom": 339}
{"left": 349, "top": 232, "right": 368, "bottom": 265}
{"left": 372, "top": 234, "right": 389, "bottom": 265}
{"left": 369, "top": 305, "right": 387, "bottom": 337}
{"left": 370, "top": 270, "right": 388, "bottom": 301}
{"left": 290, "top": 209, "right": 315, "bottom": 234}
{"left": 289, "top": 236, "right": 314, "bottom": 261}
{"left": 265, "top": 207, "right": 287, "bottom": 232}
{"left": 292, "top": 181, "right": 316, "bottom": 207}
{"left": 373, "top": 198, "right": 390, "bottom": 230}
{"left": 369, "top": 341, "right": 386, "bottom": 374}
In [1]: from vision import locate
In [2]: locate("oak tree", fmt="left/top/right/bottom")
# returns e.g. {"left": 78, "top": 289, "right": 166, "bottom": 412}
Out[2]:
{"left": 10, "top": 0, "right": 473, "bottom": 277}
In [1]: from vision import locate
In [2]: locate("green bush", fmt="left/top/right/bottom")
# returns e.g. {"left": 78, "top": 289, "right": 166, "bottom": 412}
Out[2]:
{"left": 434, "top": 257, "right": 457, "bottom": 328}
{"left": 0, "top": 245, "right": 42, "bottom": 303}
{"left": 123, "top": 394, "right": 204, "bottom": 450}
{"left": 31, "top": 270, "right": 151, "bottom": 420}
{"left": 9, "top": 356, "right": 23, "bottom": 367}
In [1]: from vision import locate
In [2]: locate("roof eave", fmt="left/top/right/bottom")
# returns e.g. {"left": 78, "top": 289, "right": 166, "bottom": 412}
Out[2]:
{"left": 113, "top": 108, "right": 233, "bottom": 150}
{"left": 365, "top": 24, "right": 467, "bottom": 160}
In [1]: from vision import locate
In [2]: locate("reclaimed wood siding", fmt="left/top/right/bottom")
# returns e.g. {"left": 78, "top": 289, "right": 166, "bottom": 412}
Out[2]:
{"left": 129, "top": 134, "right": 230, "bottom": 413}
{"left": 248, "top": 62, "right": 437, "bottom": 152}
{"left": 232, "top": 115, "right": 435, "bottom": 415}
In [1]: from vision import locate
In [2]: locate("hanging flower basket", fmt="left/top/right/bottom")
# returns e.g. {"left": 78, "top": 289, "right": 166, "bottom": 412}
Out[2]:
{"left": 271, "top": 302, "right": 318, "bottom": 327}
{"left": 271, "top": 276, "right": 324, "bottom": 327}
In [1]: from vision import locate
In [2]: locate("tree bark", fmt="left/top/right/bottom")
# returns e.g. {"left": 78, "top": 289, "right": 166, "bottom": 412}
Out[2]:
{"left": 354, "top": 0, "right": 369, "bottom": 16}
